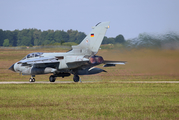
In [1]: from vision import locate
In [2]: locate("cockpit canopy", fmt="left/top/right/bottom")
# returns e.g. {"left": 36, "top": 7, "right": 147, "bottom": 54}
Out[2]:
{"left": 22, "top": 52, "right": 43, "bottom": 60}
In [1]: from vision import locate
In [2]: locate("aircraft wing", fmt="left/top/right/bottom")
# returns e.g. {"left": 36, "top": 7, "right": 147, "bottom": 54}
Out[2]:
{"left": 18, "top": 57, "right": 59, "bottom": 65}
{"left": 103, "top": 60, "right": 127, "bottom": 67}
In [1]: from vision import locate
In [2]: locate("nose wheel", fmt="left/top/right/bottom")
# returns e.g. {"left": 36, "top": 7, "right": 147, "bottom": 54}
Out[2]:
{"left": 29, "top": 77, "right": 35, "bottom": 82}
{"left": 29, "top": 75, "right": 35, "bottom": 82}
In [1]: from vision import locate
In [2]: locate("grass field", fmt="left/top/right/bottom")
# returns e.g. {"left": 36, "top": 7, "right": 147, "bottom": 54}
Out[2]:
{"left": 0, "top": 83, "right": 179, "bottom": 120}
{"left": 0, "top": 48, "right": 179, "bottom": 119}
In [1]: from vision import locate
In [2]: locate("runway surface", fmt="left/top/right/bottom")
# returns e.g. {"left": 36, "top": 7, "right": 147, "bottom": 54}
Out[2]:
{"left": 0, "top": 81, "right": 179, "bottom": 84}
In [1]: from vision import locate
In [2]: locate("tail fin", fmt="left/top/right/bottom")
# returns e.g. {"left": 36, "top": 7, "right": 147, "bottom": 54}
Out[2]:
{"left": 70, "top": 22, "right": 110, "bottom": 55}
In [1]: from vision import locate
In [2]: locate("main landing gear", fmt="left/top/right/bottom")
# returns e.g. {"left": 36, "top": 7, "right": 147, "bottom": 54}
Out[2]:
{"left": 73, "top": 75, "right": 80, "bottom": 82}
{"left": 29, "top": 75, "right": 35, "bottom": 82}
{"left": 49, "top": 75, "right": 56, "bottom": 82}
{"left": 49, "top": 75, "right": 80, "bottom": 82}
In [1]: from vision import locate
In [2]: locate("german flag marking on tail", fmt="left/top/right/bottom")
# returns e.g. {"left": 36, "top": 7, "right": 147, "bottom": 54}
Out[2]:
{"left": 91, "top": 33, "right": 94, "bottom": 37}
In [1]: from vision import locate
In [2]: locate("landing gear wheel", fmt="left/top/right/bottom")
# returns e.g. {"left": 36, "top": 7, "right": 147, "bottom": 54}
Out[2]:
{"left": 73, "top": 75, "right": 79, "bottom": 82}
{"left": 29, "top": 78, "right": 35, "bottom": 82}
{"left": 49, "top": 75, "right": 56, "bottom": 82}
{"left": 29, "top": 78, "right": 32, "bottom": 82}
{"left": 32, "top": 78, "right": 35, "bottom": 82}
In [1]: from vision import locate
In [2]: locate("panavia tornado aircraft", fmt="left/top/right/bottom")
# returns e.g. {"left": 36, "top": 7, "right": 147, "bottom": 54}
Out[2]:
{"left": 9, "top": 22, "right": 126, "bottom": 82}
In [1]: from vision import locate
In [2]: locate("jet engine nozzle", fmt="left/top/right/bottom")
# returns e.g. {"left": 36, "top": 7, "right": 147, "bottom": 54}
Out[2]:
{"left": 89, "top": 56, "right": 104, "bottom": 64}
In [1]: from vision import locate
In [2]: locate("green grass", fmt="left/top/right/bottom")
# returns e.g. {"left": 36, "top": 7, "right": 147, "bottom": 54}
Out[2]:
{"left": 0, "top": 83, "right": 179, "bottom": 119}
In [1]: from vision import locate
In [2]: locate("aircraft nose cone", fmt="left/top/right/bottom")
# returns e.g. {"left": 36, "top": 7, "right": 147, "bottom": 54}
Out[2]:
{"left": 9, "top": 64, "right": 15, "bottom": 72}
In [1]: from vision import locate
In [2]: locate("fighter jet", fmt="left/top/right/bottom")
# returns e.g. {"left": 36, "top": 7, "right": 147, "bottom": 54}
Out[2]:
{"left": 9, "top": 22, "right": 126, "bottom": 82}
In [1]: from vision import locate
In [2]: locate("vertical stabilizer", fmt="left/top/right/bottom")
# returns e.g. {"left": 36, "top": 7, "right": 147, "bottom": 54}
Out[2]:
{"left": 70, "top": 22, "right": 110, "bottom": 55}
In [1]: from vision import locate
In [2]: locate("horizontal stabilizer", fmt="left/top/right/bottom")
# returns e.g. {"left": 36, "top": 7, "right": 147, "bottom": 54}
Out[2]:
{"left": 103, "top": 61, "right": 127, "bottom": 66}
{"left": 103, "top": 64, "right": 116, "bottom": 67}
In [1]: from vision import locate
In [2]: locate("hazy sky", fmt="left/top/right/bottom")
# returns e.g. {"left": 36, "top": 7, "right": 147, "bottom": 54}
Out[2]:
{"left": 0, "top": 0, "right": 179, "bottom": 39}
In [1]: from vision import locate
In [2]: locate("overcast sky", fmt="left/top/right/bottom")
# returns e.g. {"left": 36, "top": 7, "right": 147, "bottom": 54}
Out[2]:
{"left": 0, "top": 0, "right": 179, "bottom": 39}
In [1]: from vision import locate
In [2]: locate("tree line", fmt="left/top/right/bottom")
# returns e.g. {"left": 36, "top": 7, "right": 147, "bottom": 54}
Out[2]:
{"left": 0, "top": 29, "right": 125, "bottom": 47}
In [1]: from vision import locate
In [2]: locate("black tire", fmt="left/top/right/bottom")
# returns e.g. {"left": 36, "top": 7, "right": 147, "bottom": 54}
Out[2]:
{"left": 49, "top": 75, "right": 56, "bottom": 82}
{"left": 33, "top": 78, "right": 35, "bottom": 82}
{"left": 73, "top": 75, "right": 79, "bottom": 82}
{"left": 29, "top": 78, "right": 35, "bottom": 82}
{"left": 29, "top": 78, "right": 32, "bottom": 82}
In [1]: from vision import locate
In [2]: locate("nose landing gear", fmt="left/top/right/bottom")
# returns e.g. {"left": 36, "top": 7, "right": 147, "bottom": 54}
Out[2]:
{"left": 29, "top": 75, "right": 35, "bottom": 82}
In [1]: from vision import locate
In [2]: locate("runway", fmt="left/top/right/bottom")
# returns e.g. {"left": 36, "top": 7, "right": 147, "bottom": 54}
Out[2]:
{"left": 0, "top": 81, "right": 179, "bottom": 84}
{"left": 0, "top": 81, "right": 81, "bottom": 84}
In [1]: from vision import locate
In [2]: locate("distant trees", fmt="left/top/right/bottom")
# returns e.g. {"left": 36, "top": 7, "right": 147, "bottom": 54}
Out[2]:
{"left": 3, "top": 28, "right": 178, "bottom": 50}
{"left": 102, "top": 37, "right": 115, "bottom": 44}
{"left": 0, "top": 29, "right": 18, "bottom": 46}
{"left": 0, "top": 29, "right": 5, "bottom": 46}
{"left": 115, "top": 34, "right": 125, "bottom": 44}
{"left": 3, "top": 39, "right": 9, "bottom": 47}
{"left": 102, "top": 34, "right": 125, "bottom": 45}
{"left": 67, "top": 30, "right": 86, "bottom": 43}
{"left": 17, "top": 29, "right": 32, "bottom": 46}
{"left": 0, "top": 28, "right": 126, "bottom": 47}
